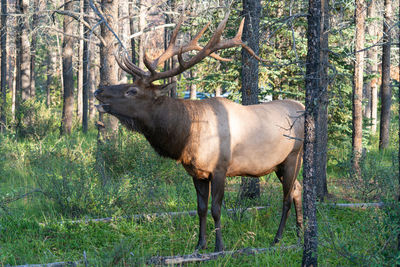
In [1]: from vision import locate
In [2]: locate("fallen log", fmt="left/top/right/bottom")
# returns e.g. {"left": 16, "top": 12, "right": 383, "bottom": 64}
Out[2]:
{"left": 147, "top": 245, "right": 300, "bottom": 265}
{"left": 56, "top": 206, "right": 268, "bottom": 225}
{"left": 322, "top": 202, "right": 385, "bottom": 208}
{"left": 13, "top": 260, "right": 81, "bottom": 267}
{"left": 42, "top": 202, "right": 386, "bottom": 226}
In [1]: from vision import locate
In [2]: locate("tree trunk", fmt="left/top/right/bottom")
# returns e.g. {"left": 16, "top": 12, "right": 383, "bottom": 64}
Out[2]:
{"left": 379, "top": 0, "right": 392, "bottom": 150}
{"left": 82, "top": 0, "right": 89, "bottom": 133}
{"left": 316, "top": 0, "right": 329, "bottom": 202}
{"left": 30, "top": 0, "right": 39, "bottom": 98}
{"left": 302, "top": 0, "right": 321, "bottom": 265}
{"left": 7, "top": 12, "right": 15, "bottom": 122}
{"left": 352, "top": 0, "right": 365, "bottom": 172}
{"left": 76, "top": 0, "right": 84, "bottom": 123}
{"left": 60, "top": 0, "right": 75, "bottom": 135}
{"left": 138, "top": 0, "right": 146, "bottom": 70}
{"left": 99, "top": 0, "right": 119, "bottom": 140}
{"left": 56, "top": 31, "right": 64, "bottom": 99}
{"left": 88, "top": 38, "right": 98, "bottom": 121}
{"left": 240, "top": 0, "right": 261, "bottom": 199}
{"left": 189, "top": 70, "right": 196, "bottom": 100}
{"left": 45, "top": 49, "right": 54, "bottom": 108}
{"left": 0, "top": 0, "right": 7, "bottom": 132}
{"left": 118, "top": 0, "right": 129, "bottom": 83}
{"left": 11, "top": 54, "right": 16, "bottom": 121}
{"left": 129, "top": 2, "right": 136, "bottom": 68}
{"left": 16, "top": 0, "right": 31, "bottom": 103}
{"left": 365, "top": 0, "right": 378, "bottom": 133}
{"left": 397, "top": 0, "right": 400, "bottom": 258}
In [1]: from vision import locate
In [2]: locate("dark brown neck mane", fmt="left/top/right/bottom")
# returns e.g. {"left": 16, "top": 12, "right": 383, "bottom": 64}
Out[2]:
{"left": 115, "top": 97, "right": 192, "bottom": 160}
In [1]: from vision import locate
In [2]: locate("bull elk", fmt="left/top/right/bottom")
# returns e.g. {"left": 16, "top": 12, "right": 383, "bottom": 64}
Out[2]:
{"left": 95, "top": 12, "right": 304, "bottom": 252}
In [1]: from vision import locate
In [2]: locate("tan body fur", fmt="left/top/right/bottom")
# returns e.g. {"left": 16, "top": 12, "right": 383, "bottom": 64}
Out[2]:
{"left": 177, "top": 98, "right": 304, "bottom": 179}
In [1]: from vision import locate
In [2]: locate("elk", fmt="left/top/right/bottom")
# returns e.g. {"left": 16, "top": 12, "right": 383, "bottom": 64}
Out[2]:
{"left": 95, "top": 12, "right": 304, "bottom": 252}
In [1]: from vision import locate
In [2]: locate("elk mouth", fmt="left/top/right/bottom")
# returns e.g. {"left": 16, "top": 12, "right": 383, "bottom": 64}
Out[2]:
{"left": 95, "top": 103, "right": 111, "bottom": 113}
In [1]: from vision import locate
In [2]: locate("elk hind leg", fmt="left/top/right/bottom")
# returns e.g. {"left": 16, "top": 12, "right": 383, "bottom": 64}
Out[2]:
{"left": 273, "top": 152, "right": 302, "bottom": 244}
{"left": 210, "top": 170, "right": 226, "bottom": 252}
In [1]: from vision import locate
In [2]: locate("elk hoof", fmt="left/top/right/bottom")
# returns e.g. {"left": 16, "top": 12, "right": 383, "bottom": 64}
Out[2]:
{"left": 271, "top": 237, "right": 281, "bottom": 246}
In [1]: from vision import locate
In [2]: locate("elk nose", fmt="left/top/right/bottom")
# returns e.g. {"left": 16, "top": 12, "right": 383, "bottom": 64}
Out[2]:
{"left": 94, "top": 89, "right": 103, "bottom": 97}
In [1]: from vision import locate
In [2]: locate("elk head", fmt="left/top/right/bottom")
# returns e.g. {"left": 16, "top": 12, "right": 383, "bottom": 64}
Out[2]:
{"left": 95, "top": 11, "right": 265, "bottom": 120}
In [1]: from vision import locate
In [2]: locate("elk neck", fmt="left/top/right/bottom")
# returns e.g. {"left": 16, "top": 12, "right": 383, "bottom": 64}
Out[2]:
{"left": 122, "top": 96, "right": 192, "bottom": 160}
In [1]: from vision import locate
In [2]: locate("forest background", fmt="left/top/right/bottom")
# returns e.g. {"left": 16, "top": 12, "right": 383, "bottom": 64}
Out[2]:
{"left": 0, "top": 0, "right": 400, "bottom": 265}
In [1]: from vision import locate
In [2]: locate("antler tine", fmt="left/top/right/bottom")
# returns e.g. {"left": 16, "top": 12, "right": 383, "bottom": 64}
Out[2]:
{"left": 122, "top": 54, "right": 148, "bottom": 77}
{"left": 114, "top": 50, "right": 147, "bottom": 78}
{"left": 215, "top": 18, "right": 268, "bottom": 62}
{"left": 204, "top": 11, "right": 231, "bottom": 49}
{"left": 183, "top": 22, "right": 232, "bottom": 62}
{"left": 143, "top": 14, "right": 185, "bottom": 74}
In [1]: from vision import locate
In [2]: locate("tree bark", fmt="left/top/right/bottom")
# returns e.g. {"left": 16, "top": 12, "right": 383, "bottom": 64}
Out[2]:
{"left": 45, "top": 49, "right": 53, "bottom": 108}
{"left": 82, "top": 0, "right": 89, "bottom": 133}
{"left": 88, "top": 38, "right": 98, "bottom": 121}
{"left": 397, "top": 0, "right": 400, "bottom": 258}
{"left": 365, "top": 0, "right": 378, "bottom": 133}
{"left": 0, "top": 0, "right": 7, "bottom": 132}
{"left": 60, "top": 0, "right": 75, "bottom": 135}
{"left": 118, "top": 0, "right": 129, "bottom": 83}
{"left": 240, "top": 0, "right": 261, "bottom": 199}
{"left": 16, "top": 0, "right": 31, "bottom": 103}
{"left": 352, "top": 0, "right": 365, "bottom": 172}
{"left": 138, "top": 0, "right": 146, "bottom": 70}
{"left": 316, "top": 0, "right": 329, "bottom": 201}
{"left": 99, "top": 0, "right": 119, "bottom": 140}
{"left": 189, "top": 69, "right": 197, "bottom": 100}
{"left": 379, "top": 0, "right": 392, "bottom": 150}
{"left": 302, "top": 0, "right": 321, "bottom": 265}
{"left": 129, "top": 2, "right": 136, "bottom": 68}
{"left": 76, "top": 0, "right": 84, "bottom": 123}
{"left": 30, "top": 0, "right": 39, "bottom": 98}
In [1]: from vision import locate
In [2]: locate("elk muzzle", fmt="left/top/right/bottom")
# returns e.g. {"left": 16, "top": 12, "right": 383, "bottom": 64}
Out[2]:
{"left": 94, "top": 89, "right": 111, "bottom": 113}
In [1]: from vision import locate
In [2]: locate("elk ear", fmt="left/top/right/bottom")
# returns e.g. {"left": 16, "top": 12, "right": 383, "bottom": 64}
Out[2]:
{"left": 154, "top": 82, "right": 176, "bottom": 98}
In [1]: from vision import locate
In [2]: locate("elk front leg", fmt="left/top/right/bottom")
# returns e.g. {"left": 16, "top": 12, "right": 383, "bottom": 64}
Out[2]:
{"left": 193, "top": 177, "right": 210, "bottom": 250}
{"left": 211, "top": 171, "right": 226, "bottom": 252}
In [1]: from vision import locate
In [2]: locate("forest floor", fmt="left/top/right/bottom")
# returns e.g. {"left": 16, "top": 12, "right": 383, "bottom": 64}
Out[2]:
{"left": 0, "top": 129, "right": 399, "bottom": 266}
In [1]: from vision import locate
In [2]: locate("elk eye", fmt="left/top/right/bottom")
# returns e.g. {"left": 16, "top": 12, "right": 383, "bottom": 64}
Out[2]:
{"left": 125, "top": 88, "right": 138, "bottom": 97}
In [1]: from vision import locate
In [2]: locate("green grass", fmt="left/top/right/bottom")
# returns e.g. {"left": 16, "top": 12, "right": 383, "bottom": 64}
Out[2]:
{"left": 0, "top": 127, "right": 399, "bottom": 266}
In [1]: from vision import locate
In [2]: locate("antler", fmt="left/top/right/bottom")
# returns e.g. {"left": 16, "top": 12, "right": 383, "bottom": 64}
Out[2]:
{"left": 118, "top": 11, "right": 266, "bottom": 84}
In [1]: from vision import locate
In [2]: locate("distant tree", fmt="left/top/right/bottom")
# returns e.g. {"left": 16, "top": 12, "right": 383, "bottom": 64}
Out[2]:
{"left": 352, "top": 0, "right": 365, "bottom": 172}
{"left": 16, "top": 0, "right": 31, "bottom": 103}
{"left": 82, "top": 0, "right": 89, "bottom": 133}
{"left": 0, "top": 0, "right": 7, "bottom": 132}
{"left": 76, "top": 0, "right": 84, "bottom": 123}
{"left": 365, "top": 0, "right": 378, "bottom": 133}
{"left": 316, "top": 0, "right": 329, "bottom": 201}
{"left": 98, "top": 0, "right": 119, "bottom": 140}
{"left": 302, "top": 0, "right": 321, "bottom": 264}
{"left": 88, "top": 32, "right": 98, "bottom": 121}
{"left": 129, "top": 1, "right": 136, "bottom": 67}
{"left": 240, "top": 0, "right": 261, "bottom": 199}
{"left": 45, "top": 48, "right": 56, "bottom": 108}
{"left": 60, "top": 0, "right": 75, "bottom": 135}
{"left": 30, "top": 0, "right": 39, "bottom": 98}
{"left": 379, "top": 0, "right": 392, "bottom": 150}
{"left": 138, "top": 0, "right": 146, "bottom": 70}
{"left": 398, "top": 0, "right": 400, "bottom": 257}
